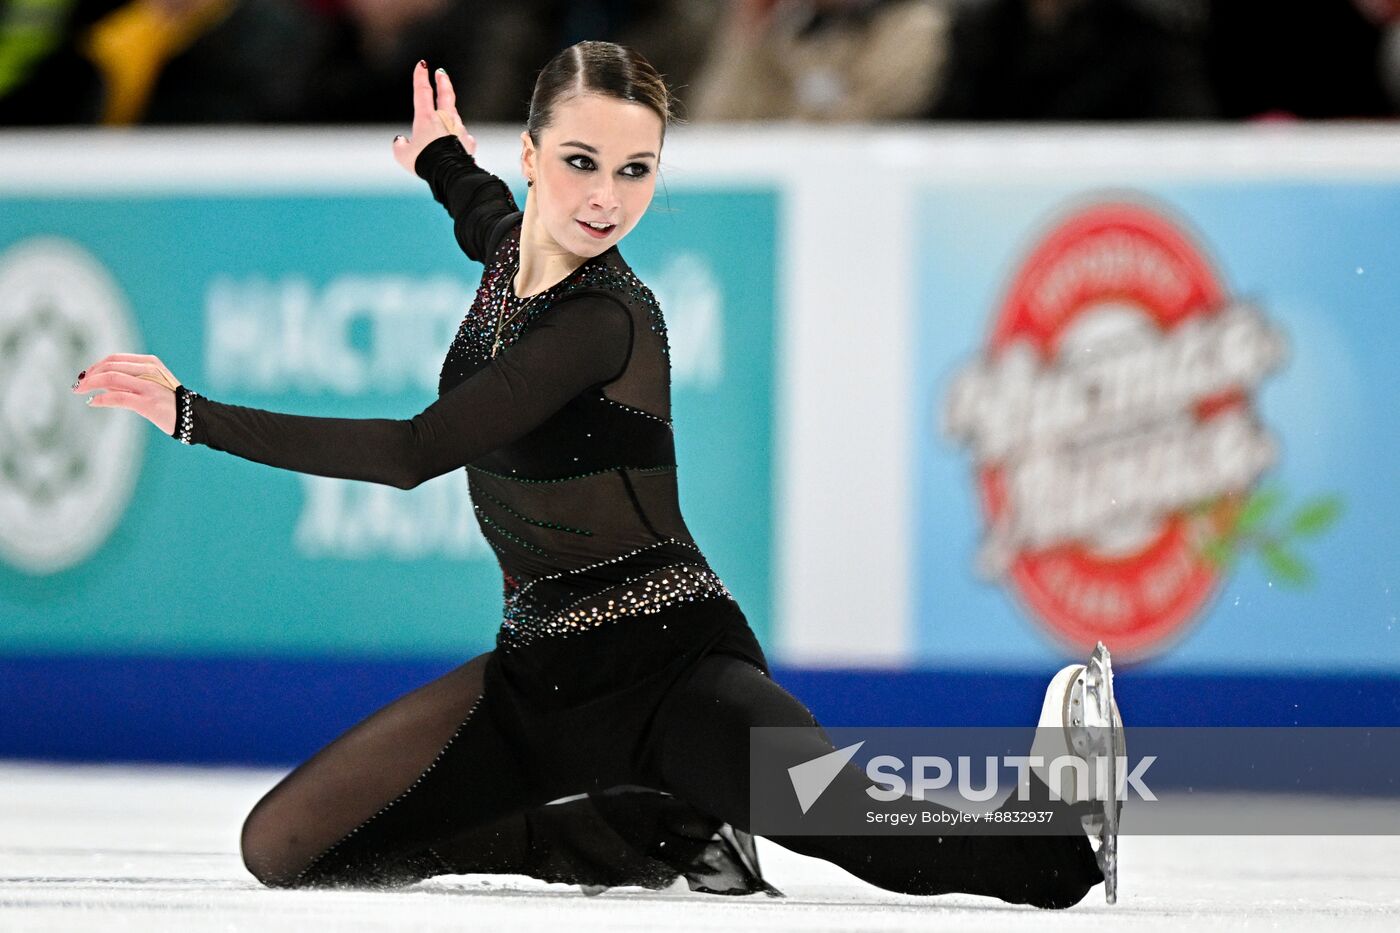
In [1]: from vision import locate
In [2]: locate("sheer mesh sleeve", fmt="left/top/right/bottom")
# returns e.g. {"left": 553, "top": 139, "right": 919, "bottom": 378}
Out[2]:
{"left": 183, "top": 296, "right": 632, "bottom": 489}
{"left": 414, "top": 135, "right": 520, "bottom": 264}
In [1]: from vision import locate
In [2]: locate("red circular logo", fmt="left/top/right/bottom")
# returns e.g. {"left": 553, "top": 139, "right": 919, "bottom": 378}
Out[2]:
{"left": 943, "top": 201, "right": 1285, "bottom": 659}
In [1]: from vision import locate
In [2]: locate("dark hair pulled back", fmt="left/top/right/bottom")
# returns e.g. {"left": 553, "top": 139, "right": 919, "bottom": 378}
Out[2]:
{"left": 527, "top": 41, "right": 680, "bottom": 151}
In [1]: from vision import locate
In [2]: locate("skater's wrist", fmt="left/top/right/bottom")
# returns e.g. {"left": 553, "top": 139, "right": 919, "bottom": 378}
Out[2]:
{"left": 171, "top": 384, "right": 201, "bottom": 445}
{"left": 414, "top": 134, "right": 474, "bottom": 183}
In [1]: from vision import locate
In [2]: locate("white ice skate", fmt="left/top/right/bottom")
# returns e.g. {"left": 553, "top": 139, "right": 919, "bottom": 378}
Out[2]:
{"left": 1029, "top": 641, "right": 1125, "bottom": 904}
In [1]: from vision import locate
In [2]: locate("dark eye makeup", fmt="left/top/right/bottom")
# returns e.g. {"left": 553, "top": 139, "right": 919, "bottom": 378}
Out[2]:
{"left": 565, "top": 154, "right": 651, "bottom": 178}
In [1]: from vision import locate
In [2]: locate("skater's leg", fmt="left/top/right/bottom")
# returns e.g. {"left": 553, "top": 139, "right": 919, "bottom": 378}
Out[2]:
{"left": 240, "top": 651, "right": 545, "bottom": 888}
{"left": 649, "top": 654, "right": 1103, "bottom": 908}
{"left": 240, "top": 651, "right": 732, "bottom": 892}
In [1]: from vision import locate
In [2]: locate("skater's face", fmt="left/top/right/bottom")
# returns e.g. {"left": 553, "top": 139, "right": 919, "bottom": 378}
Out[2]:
{"left": 520, "top": 93, "right": 662, "bottom": 258}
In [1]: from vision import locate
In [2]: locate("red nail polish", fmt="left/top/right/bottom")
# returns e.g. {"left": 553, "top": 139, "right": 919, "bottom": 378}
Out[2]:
{"left": 418, "top": 60, "right": 426, "bottom": 68}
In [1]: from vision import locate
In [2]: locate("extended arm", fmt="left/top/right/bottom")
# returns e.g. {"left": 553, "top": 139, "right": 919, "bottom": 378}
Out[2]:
{"left": 415, "top": 134, "right": 519, "bottom": 264}
{"left": 182, "top": 295, "right": 632, "bottom": 489}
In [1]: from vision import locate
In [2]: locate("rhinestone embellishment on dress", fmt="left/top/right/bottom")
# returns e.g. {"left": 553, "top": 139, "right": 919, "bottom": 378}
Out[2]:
{"left": 499, "top": 561, "right": 731, "bottom": 647}
{"left": 176, "top": 387, "right": 199, "bottom": 444}
{"left": 438, "top": 224, "right": 670, "bottom": 393}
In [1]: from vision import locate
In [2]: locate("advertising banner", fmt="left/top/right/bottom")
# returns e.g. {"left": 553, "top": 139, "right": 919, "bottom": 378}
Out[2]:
{"left": 918, "top": 182, "right": 1397, "bottom": 672}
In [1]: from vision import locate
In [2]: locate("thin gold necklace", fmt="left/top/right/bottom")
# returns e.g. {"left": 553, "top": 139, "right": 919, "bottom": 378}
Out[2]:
{"left": 491, "top": 258, "right": 543, "bottom": 357}
{"left": 492, "top": 251, "right": 593, "bottom": 356}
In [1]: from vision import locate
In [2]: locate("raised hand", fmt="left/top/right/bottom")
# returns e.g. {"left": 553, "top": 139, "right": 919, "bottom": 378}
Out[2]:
{"left": 393, "top": 60, "right": 476, "bottom": 175}
{"left": 72, "top": 353, "right": 182, "bottom": 435}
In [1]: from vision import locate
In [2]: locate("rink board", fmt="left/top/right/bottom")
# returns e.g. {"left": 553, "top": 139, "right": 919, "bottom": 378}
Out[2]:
{"left": 1, "top": 127, "right": 1398, "bottom": 768}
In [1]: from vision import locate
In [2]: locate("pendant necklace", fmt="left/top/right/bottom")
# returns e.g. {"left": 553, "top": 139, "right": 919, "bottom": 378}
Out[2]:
{"left": 491, "top": 257, "right": 542, "bottom": 357}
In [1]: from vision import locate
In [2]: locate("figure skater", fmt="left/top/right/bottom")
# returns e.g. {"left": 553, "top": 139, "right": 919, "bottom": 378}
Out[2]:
{"left": 72, "top": 40, "right": 1121, "bottom": 907}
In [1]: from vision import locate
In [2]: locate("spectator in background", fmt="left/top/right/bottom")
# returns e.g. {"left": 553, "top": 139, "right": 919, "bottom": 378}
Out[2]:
{"left": 1207, "top": 0, "right": 1400, "bottom": 120}
{"left": 687, "top": 0, "right": 950, "bottom": 121}
{"left": 599, "top": 0, "right": 720, "bottom": 120}
{"left": 106, "top": 0, "right": 312, "bottom": 124}
{"left": 929, "top": 0, "right": 1216, "bottom": 120}
{"left": 259, "top": 0, "right": 456, "bottom": 124}
{"left": 378, "top": 0, "right": 564, "bottom": 124}
{"left": 142, "top": 0, "right": 535, "bottom": 126}
{"left": 0, "top": 0, "right": 121, "bottom": 123}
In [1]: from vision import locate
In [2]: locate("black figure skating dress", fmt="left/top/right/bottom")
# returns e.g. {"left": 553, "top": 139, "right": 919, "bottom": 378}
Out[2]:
{"left": 183, "top": 135, "right": 1103, "bottom": 908}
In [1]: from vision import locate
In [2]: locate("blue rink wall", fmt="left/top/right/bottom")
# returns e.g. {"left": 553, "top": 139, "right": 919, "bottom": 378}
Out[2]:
{"left": 2, "top": 655, "right": 1398, "bottom": 768}
{"left": 1, "top": 129, "right": 1398, "bottom": 775}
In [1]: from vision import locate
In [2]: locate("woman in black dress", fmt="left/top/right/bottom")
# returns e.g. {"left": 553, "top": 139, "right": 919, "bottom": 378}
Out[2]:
{"left": 73, "top": 41, "right": 1117, "bottom": 908}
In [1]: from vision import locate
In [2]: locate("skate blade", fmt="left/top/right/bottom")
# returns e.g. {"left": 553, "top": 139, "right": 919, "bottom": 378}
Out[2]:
{"left": 1071, "top": 641, "right": 1122, "bottom": 905}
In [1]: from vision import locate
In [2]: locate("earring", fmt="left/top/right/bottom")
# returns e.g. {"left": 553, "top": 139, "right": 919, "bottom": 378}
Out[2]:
{"left": 527, "top": 178, "right": 534, "bottom": 187}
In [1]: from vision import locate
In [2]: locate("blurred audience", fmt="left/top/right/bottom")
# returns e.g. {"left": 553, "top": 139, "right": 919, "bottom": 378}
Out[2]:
{"left": 2, "top": 0, "right": 1399, "bottom": 126}
{"left": 348, "top": 0, "right": 717, "bottom": 125}
{"left": 136, "top": 0, "right": 313, "bottom": 123}
{"left": 687, "top": 0, "right": 950, "bottom": 122}
{"left": 0, "top": 0, "right": 718, "bottom": 125}
{"left": 0, "top": 0, "right": 309, "bottom": 124}
{"left": 0, "top": 0, "right": 119, "bottom": 123}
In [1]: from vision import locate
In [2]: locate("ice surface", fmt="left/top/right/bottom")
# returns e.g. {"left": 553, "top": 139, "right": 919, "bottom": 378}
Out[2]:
{"left": 2, "top": 762, "right": 1398, "bottom": 932}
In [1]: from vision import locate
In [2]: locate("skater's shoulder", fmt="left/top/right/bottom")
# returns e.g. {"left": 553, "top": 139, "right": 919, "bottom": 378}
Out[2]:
{"left": 482, "top": 212, "right": 526, "bottom": 267}
{"left": 559, "top": 249, "right": 662, "bottom": 312}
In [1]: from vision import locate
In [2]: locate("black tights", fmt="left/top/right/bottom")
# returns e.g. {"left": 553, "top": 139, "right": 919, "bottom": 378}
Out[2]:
{"left": 240, "top": 650, "right": 1101, "bottom": 908}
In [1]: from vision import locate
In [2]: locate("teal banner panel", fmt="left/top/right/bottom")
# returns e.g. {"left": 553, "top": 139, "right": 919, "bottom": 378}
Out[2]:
{"left": 1, "top": 184, "right": 776, "bottom": 658}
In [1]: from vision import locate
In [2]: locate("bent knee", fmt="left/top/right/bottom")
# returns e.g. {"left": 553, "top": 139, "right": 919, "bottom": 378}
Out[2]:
{"left": 240, "top": 802, "right": 311, "bottom": 888}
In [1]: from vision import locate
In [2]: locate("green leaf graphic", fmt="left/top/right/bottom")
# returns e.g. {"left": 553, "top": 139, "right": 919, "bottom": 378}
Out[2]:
{"left": 1261, "top": 542, "right": 1311, "bottom": 586}
{"left": 1193, "top": 485, "right": 1343, "bottom": 589}
{"left": 1289, "top": 497, "right": 1343, "bottom": 537}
